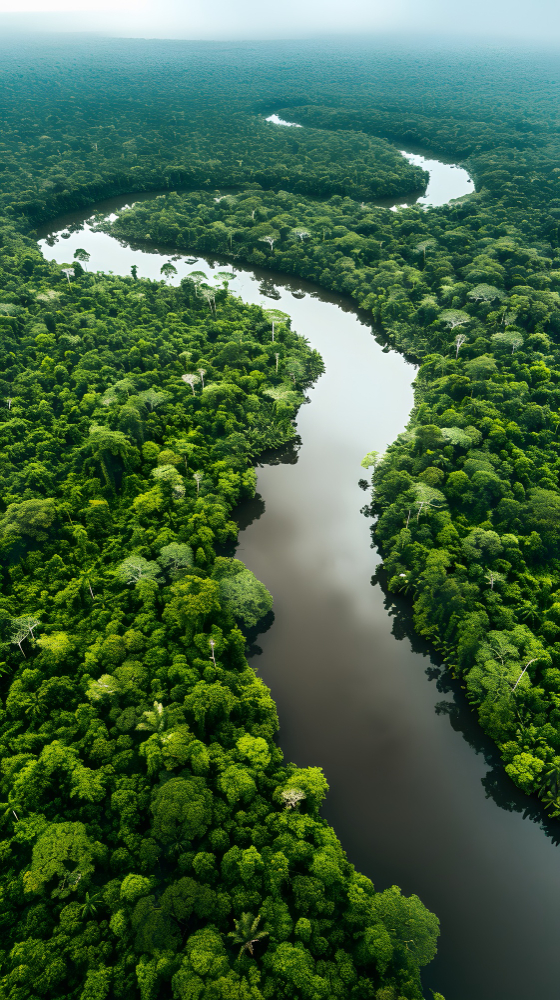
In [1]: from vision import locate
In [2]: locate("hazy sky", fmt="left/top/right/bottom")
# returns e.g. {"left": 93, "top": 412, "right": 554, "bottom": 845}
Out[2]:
{"left": 1, "top": 0, "right": 560, "bottom": 44}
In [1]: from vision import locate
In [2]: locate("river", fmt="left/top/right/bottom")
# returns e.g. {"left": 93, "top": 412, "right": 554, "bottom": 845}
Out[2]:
{"left": 264, "top": 112, "right": 474, "bottom": 207}
{"left": 37, "top": 159, "right": 560, "bottom": 1000}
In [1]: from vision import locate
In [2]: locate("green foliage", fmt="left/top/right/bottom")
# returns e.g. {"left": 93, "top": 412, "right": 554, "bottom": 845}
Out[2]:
{"left": 20, "top": 37, "right": 556, "bottom": 1000}
{"left": 0, "top": 211, "right": 436, "bottom": 997}
{"left": 213, "top": 558, "right": 273, "bottom": 629}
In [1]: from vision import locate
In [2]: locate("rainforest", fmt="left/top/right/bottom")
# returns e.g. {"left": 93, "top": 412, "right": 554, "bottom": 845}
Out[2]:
{"left": 3, "top": 32, "right": 560, "bottom": 1000}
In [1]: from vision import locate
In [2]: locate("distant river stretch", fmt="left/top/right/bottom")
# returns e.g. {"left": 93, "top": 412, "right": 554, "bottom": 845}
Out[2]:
{"left": 265, "top": 111, "right": 474, "bottom": 207}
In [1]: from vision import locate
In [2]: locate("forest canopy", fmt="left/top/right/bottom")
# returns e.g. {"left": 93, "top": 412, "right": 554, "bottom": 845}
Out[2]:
{"left": 5, "top": 33, "right": 560, "bottom": 1000}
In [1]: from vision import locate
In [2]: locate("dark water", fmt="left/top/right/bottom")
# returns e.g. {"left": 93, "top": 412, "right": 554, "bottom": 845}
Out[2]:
{"left": 39, "top": 193, "right": 560, "bottom": 1000}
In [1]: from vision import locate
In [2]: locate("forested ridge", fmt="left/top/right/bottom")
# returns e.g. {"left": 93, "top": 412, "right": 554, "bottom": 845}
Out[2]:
{"left": 4, "top": 34, "right": 560, "bottom": 1000}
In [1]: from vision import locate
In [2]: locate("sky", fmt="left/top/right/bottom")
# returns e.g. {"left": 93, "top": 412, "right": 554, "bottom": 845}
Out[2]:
{"left": 0, "top": 0, "right": 560, "bottom": 44}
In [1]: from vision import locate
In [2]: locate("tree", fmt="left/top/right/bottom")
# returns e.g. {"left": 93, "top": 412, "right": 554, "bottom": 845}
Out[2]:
{"left": 198, "top": 368, "right": 206, "bottom": 389}
{"left": 284, "top": 358, "right": 305, "bottom": 384}
{"left": 440, "top": 427, "right": 472, "bottom": 447}
{"left": 511, "top": 658, "right": 537, "bottom": 693}
{"left": 80, "top": 890, "right": 103, "bottom": 920}
{"left": 82, "top": 425, "right": 131, "bottom": 488}
{"left": 137, "top": 700, "right": 168, "bottom": 734}
{"left": 199, "top": 286, "right": 216, "bottom": 315}
{"left": 263, "top": 385, "right": 300, "bottom": 408}
{"left": 415, "top": 239, "right": 436, "bottom": 261}
{"left": 455, "top": 333, "right": 467, "bottom": 357}
{"left": 215, "top": 270, "right": 235, "bottom": 288}
{"left": 193, "top": 472, "right": 203, "bottom": 495}
{"left": 151, "top": 464, "right": 183, "bottom": 487}
{"left": 138, "top": 388, "right": 171, "bottom": 411}
{"left": 484, "top": 569, "right": 505, "bottom": 590}
{"left": 539, "top": 758, "right": 560, "bottom": 814}
{"left": 0, "top": 498, "right": 57, "bottom": 541}
{"left": 281, "top": 788, "right": 306, "bottom": 810}
{"left": 73, "top": 248, "right": 90, "bottom": 271}
{"left": 216, "top": 562, "right": 273, "bottom": 628}
{"left": 61, "top": 267, "right": 74, "bottom": 285}
{"left": 462, "top": 528, "right": 502, "bottom": 562}
{"left": 264, "top": 309, "right": 289, "bottom": 345}
{"left": 259, "top": 234, "right": 277, "bottom": 252}
{"left": 158, "top": 542, "right": 193, "bottom": 574}
{"left": 440, "top": 309, "right": 471, "bottom": 330}
{"left": 12, "top": 615, "right": 40, "bottom": 639}
{"left": 188, "top": 270, "right": 207, "bottom": 295}
{"left": 361, "top": 450, "right": 381, "bottom": 471}
{"left": 465, "top": 354, "right": 497, "bottom": 382}
{"left": 10, "top": 627, "right": 29, "bottom": 657}
{"left": 491, "top": 330, "right": 523, "bottom": 352}
{"left": 151, "top": 776, "right": 212, "bottom": 846}
{"left": 181, "top": 373, "right": 200, "bottom": 394}
{"left": 373, "top": 885, "right": 439, "bottom": 970}
{"left": 227, "top": 912, "right": 268, "bottom": 958}
{"left": 467, "top": 284, "right": 505, "bottom": 304}
{"left": 160, "top": 261, "right": 178, "bottom": 282}
{"left": 115, "top": 555, "right": 160, "bottom": 585}
{"left": 408, "top": 482, "right": 445, "bottom": 524}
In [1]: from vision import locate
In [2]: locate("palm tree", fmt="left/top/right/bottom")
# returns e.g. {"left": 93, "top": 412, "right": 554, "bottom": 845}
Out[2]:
{"left": 80, "top": 891, "right": 104, "bottom": 920}
{"left": 539, "top": 760, "right": 560, "bottom": 814}
{"left": 228, "top": 912, "right": 268, "bottom": 958}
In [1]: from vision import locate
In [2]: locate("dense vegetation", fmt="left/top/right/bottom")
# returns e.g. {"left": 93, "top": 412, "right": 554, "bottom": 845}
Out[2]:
{"left": 0, "top": 235, "right": 440, "bottom": 1000}
{"left": 6, "top": 31, "right": 560, "bottom": 999}
{"left": 105, "top": 165, "right": 560, "bottom": 817}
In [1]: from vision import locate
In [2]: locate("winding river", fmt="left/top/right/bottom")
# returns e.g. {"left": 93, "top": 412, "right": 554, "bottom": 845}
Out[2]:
{"left": 37, "top": 156, "right": 560, "bottom": 1000}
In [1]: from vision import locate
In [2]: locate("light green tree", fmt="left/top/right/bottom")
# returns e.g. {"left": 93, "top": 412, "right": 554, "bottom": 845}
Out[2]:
{"left": 115, "top": 555, "right": 160, "bottom": 585}
{"left": 158, "top": 543, "right": 193, "bottom": 575}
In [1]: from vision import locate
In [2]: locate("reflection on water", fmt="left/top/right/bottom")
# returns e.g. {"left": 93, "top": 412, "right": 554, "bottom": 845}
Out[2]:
{"left": 396, "top": 150, "right": 473, "bottom": 208}
{"left": 38, "top": 203, "right": 560, "bottom": 1000}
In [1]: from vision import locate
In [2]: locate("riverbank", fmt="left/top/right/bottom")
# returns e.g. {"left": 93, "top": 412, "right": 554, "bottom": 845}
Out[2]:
{"left": 37, "top": 190, "right": 560, "bottom": 1000}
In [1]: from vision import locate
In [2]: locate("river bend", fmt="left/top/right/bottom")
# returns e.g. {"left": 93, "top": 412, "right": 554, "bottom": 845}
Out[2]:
{"left": 37, "top": 170, "right": 560, "bottom": 1000}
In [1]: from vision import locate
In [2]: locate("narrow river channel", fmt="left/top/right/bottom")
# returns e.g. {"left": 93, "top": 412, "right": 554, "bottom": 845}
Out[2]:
{"left": 37, "top": 158, "right": 560, "bottom": 1000}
